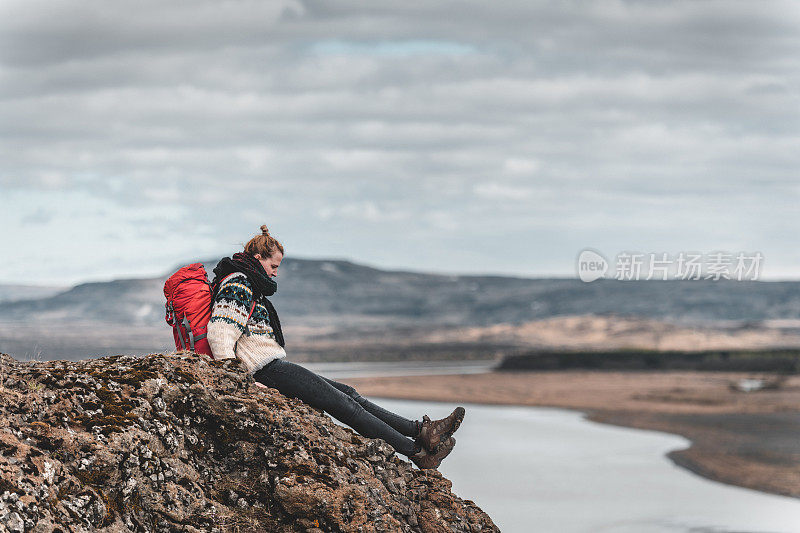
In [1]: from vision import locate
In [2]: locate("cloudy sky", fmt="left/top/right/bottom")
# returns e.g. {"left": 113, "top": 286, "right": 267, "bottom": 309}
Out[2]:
{"left": 1, "top": 0, "right": 799, "bottom": 285}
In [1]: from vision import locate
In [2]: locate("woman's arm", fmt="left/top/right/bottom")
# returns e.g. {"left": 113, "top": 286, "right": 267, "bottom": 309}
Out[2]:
{"left": 207, "top": 273, "right": 253, "bottom": 360}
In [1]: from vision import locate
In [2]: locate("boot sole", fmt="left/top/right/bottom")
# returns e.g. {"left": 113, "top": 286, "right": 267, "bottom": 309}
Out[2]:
{"left": 412, "top": 437, "right": 456, "bottom": 469}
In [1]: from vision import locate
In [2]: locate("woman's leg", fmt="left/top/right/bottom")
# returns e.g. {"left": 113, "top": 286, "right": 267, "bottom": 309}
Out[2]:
{"left": 322, "top": 377, "right": 420, "bottom": 437}
{"left": 253, "top": 360, "right": 419, "bottom": 457}
{"left": 323, "top": 378, "right": 466, "bottom": 456}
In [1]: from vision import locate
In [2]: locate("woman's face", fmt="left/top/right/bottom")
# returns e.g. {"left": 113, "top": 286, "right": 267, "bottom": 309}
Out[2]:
{"left": 254, "top": 251, "right": 283, "bottom": 278}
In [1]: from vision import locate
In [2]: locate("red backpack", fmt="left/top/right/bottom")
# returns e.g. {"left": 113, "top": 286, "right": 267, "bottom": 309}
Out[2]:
{"left": 163, "top": 264, "right": 254, "bottom": 357}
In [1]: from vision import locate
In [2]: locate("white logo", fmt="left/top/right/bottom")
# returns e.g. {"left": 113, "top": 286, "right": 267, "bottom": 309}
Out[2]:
{"left": 577, "top": 249, "right": 608, "bottom": 282}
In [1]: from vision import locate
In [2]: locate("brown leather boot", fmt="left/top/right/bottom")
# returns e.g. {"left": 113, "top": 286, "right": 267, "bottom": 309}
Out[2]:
{"left": 410, "top": 437, "right": 456, "bottom": 470}
{"left": 416, "top": 406, "right": 465, "bottom": 453}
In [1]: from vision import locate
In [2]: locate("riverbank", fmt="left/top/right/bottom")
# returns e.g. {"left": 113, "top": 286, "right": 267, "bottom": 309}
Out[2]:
{"left": 341, "top": 371, "right": 800, "bottom": 499}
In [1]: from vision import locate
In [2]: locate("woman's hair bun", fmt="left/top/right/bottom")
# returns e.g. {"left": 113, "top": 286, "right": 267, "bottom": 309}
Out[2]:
{"left": 245, "top": 223, "right": 284, "bottom": 257}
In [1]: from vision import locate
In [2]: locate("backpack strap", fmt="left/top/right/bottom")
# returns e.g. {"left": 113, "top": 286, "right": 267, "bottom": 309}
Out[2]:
{"left": 242, "top": 299, "right": 257, "bottom": 336}
{"left": 218, "top": 271, "right": 245, "bottom": 287}
{"left": 165, "top": 300, "right": 188, "bottom": 350}
{"left": 234, "top": 299, "right": 258, "bottom": 353}
{"left": 182, "top": 315, "right": 195, "bottom": 351}
{"left": 175, "top": 311, "right": 186, "bottom": 350}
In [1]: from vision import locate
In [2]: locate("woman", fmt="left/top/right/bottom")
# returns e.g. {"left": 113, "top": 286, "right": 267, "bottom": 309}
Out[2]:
{"left": 207, "top": 225, "right": 465, "bottom": 469}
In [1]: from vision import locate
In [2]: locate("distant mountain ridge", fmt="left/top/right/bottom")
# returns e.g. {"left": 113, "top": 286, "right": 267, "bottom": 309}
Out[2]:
{"left": 1, "top": 257, "right": 800, "bottom": 328}
{"left": 0, "top": 285, "right": 67, "bottom": 304}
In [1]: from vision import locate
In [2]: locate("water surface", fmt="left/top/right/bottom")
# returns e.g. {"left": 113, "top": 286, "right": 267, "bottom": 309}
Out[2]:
{"left": 374, "top": 398, "right": 800, "bottom": 533}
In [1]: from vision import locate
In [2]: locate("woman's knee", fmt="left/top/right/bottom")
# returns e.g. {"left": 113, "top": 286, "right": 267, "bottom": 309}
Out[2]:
{"left": 339, "top": 383, "right": 360, "bottom": 398}
{"left": 323, "top": 392, "right": 363, "bottom": 425}
{"left": 295, "top": 372, "right": 363, "bottom": 420}
{"left": 326, "top": 379, "right": 363, "bottom": 400}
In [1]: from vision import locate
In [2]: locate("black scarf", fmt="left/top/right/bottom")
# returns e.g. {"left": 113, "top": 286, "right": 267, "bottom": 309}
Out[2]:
{"left": 212, "top": 252, "right": 285, "bottom": 347}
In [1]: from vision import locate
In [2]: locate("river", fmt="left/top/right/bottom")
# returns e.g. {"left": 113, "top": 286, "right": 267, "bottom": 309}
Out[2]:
{"left": 368, "top": 398, "right": 800, "bottom": 533}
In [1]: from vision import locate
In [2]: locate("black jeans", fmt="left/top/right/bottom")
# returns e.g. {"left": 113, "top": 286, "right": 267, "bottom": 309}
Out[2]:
{"left": 253, "top": 359, "right": 420, "bottom": 457}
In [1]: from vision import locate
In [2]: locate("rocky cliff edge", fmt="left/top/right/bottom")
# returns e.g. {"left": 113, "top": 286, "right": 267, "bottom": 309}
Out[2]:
{"left": 0, "top": 352, "right": 498, "bottom": 533}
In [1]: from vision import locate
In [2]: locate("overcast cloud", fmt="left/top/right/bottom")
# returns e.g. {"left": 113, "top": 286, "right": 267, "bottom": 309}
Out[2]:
{"left": 1, "top": 0, "right": 799, "bottom": 284}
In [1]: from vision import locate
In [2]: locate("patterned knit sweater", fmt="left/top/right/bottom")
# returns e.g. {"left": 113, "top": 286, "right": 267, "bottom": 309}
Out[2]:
{"left": 207, "top": 272, "right": 286, "bottom": 374}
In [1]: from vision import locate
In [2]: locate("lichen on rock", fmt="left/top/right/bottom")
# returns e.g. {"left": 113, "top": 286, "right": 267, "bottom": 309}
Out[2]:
{"left": 0, "top": 352, "right": 498, "bottom": 532}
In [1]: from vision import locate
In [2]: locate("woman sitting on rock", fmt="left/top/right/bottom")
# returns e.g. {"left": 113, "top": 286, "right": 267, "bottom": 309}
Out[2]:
{"left": 207, "top": 225, "right": 465, "bottom": 469}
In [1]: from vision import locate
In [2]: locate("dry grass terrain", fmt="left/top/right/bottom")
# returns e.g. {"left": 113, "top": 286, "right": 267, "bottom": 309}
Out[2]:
{"left": 414, "top": 315, "right": 800, "bottom": 352}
